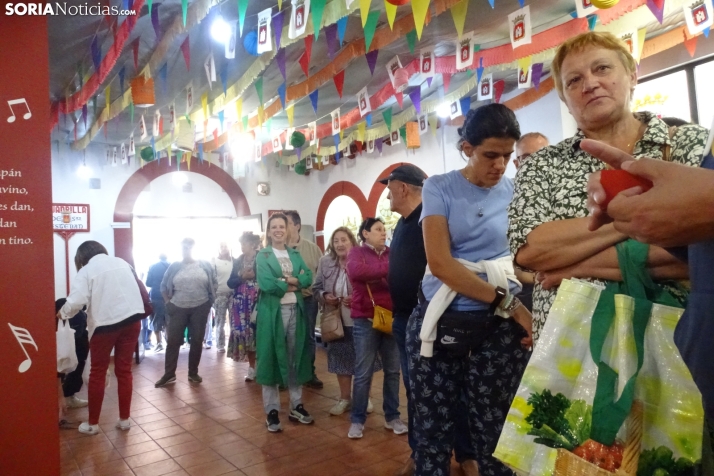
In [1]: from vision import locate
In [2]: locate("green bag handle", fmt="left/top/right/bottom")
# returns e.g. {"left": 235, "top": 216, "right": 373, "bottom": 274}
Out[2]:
{"left": 589, "top": 240, "right": 681, "bottom": 445}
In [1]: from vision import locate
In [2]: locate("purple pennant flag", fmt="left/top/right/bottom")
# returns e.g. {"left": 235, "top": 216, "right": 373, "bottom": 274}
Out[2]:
{"left": 426, "top": 77, "right": 433, "bottom": 88}
{"left": 91, "top": 36, "right": 101, "bottom": 73}
{"left": 296, "top": 147, "right": 302, "bottom": 160}
{"left": 159, "top": 62, "right": 168, "bottom": 94}
{"left": 325, "top": 23, "right": 338, "bottom": 60}
{"left": 337, "top": 16, "right": 348, "bottom": 46}
{"left": 277, "top": 82, "right": 286, "bottom": 109}
{"left": 646, "top": 0, "right": 664, "bottom": 24}
{"left": 366, "top": 113, "right": 372, "bottom": 127}
{"left": 375, "top": 137, "right": 383, "bottom": 154}
{"left": 309, "top": 89, "right": 319, "bottom": 114}
{"left": 408, "top": 88, "right": 421, "bottom": 114}
{"left": 365, "top": 49, "right": 379, "bottom": 76}
{"left": 273, "top": 10, "right": 285, "bottom": 49}
{"left": 119, "top": 66, "right": 125, "bottom": 95}
{"left": 82, "top": 104, "right": 87, "bottom": 128}
{"left": 151, "top": 4, "right": 161, "bottom": 43}
{"left": 276, "top": 48, "right": 286, "bottom": 81}
{"left": 532, "top": 63, "right": 544, "bottom": 90}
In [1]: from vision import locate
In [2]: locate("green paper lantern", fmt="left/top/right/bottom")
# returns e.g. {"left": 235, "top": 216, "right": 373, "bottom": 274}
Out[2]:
{"left": 290, "top": 130, "right": 306, "bottom": 148}
{"left": 295, "top": 159, "right": 307, "bottom": 175}
{"left": 140, "top": 147, "right": 155, "bottom": 161}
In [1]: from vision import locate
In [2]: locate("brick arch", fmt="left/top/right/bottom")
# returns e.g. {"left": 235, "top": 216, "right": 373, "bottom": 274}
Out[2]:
{"left": 113, "top": 158, "right": 251, "bottom": 266}
{"left": 314, "top": 181, "right": 369, "bottom": 251}
{"left": 366, "top": 162, "right": 427, "bottom": 216}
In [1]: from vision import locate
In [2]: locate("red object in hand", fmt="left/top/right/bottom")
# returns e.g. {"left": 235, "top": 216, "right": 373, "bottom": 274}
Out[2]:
{"left": 600, "top": 169, "right": 653, "bottom": 208}
{"left": 386, "top": 0, "right": 410, "bottom": 4}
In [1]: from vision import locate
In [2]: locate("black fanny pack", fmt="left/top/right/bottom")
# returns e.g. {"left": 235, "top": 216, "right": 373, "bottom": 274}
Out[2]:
{"left": 418, "top": 286, "right": 498, "bottom": 357}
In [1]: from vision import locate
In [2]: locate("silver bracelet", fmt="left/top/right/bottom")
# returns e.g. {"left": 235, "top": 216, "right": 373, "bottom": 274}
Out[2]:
{"left": 504, "top": 297, "right": 522, "bottom": 315}
{"left": 499, "top": 293, "right": 515, "bottom": 311}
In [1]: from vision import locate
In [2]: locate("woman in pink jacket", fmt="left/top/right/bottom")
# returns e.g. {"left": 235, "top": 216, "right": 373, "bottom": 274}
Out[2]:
{"left": 346, "top": 218, "right": 406, "bottom": 439}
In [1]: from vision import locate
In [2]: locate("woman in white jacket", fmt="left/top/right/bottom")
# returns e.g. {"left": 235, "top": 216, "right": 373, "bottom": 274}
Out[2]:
{"left": 59, "top": 241, "right": 145, "bottom": 436}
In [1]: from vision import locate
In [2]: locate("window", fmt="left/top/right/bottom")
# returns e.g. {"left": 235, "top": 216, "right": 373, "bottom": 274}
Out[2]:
{"left": 694, "top": 60, "right": 714, "bottom": 127}
{"left": 633, "top": 70, "right": 691, "bottom": 123}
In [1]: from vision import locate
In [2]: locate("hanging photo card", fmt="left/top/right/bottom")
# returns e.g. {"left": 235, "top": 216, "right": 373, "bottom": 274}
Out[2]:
{"left": 367, "top": 139, "right": 375, "bottom": 153}
{"left": 257, "top": 7, "right": 273, "bottom": 54}
{"left": 390, "top": 129, "right": 400, "bottom": 144}
{"left": 120, "top": 143, "right": 128, "bottom": 164}
{"left": 309, "top": 121, "right": 317, "bottom": 145}
{"left": 449, "top": 100, "right": 462, "bottom": 120}
{"left": 129, "top": 134, "right": 135, "bottom": 155}
{"left": 140, "top": 115, "right": 147, "bottom": 139}
{"left": 153, "top": 110, "right": 161, "bottom": 137}
{"left": 226, "top": 20, "right": 238, "bottom": 59}
{"left": 455, "top": 32, "right": 474, "bottom": 70}
{"left": 321, "top": 155, "right": 329, "bottom": 165}
{"left": 575, "top": 0, "right": 598, "bottom": 18}
{"left": 112, "top": 147, "right": 118, "bottom": 166}
{"left": 169, "top": 103, "right": 176, "bottom": 132}
{"left": 289, "top": 0, "right": 311, "bottom": 39}
{"left": 255, "top": 141, "right": 262, "bottom": 161}
{"left": 620, "top": 30, "right": 639, "bottom": 62}
{"left": 306, "top": 156, "right": 313, "bottom": 169}
{"left": 509, "top": 6, "right": 532, "bottom": 49}
{"left": 684, "top": 0, "right": 714, "bottom": 36}
{"left": 331, "top": 109, "right": 341, "bottom": 135}
{"left": 418, "top": 114, "right": 429, "bottom": 135}
{"left": 386, "top": 56, "right": 403, "bottom": 88}
{"left": 186, "top": 83, "right": 194, "bottom": 113}
{"left": 357, "top": 86, "right": 371, "bottom": 117}
{"left": 518, "top": 57, "right": 532, "bottom": 89}
{"left": 285, "top": 127, "right": 296, "bottom": 150}
{"left": 204, "top": 54, "right": 216, "bottom": 88}
{"left": 478, "top": 73, "right": 493, "bottom": 101}
{"left": 420, "top": 48, "right": 435, "bottom": 78}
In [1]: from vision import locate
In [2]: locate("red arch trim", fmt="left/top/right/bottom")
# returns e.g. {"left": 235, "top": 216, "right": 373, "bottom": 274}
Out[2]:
{"left": 113, "top": 159, "right": 251, "bottom": 266}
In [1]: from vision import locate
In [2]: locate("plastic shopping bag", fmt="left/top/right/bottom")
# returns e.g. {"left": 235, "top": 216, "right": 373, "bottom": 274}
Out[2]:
{"left": 494, "top": 240, "right": 704, "bottom": 476}
{"left": 56, "top": 319, "right": 78, "bottom": 374}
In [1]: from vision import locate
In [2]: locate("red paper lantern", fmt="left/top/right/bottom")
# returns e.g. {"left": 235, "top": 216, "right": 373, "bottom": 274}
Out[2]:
{"left": 386, "top": 0, "right": 410, "bottom": 4}
{"left": 393, "top": 68, "right": 410, "bottom": 93}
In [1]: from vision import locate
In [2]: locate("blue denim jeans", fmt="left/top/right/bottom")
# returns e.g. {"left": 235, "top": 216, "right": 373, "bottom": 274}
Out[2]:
{"left": 140, "top": 318, "right": 151, "bottom": 347}
{"left": 351, "top": 318, "right": 401, "bottom": 424}
{"left": 303, "top": 295, "right": 319, "bottom": 376}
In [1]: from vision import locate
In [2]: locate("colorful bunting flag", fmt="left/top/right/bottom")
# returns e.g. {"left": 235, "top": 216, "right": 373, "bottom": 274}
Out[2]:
{"left": 105, "top": 85, "right": 111, "bottom": 111}
{"left": 151, "top": 4, "right": 161, "bottom": 42}
{"left": 180, "top": 36, "right": 190, "bottom": 70}
{"left": 385, "top": 0, "right": 397, "bottom": 29}
{"left": 375, "top": 137, "right": 383, "bottom": 154}
{"left": 255, "top": 77, "right": 264, "bottom": 105}
{"left": 226, "top": 20, "right": 238, "bottom": 58}
{"left": 365, "top": 49, "right": 379, "bottom": 75}
{"left": 289, "top": 0, "right": 311, "bottom": 39}
{"left": 309, "top": 90, "right": 319, "bottom": 114}
{"left": 477, "top": 73, "right": 493, "bottom": 101}
{"left": 333, "top": 70, "right": 345, "bottom": 98}
{"left": 646, "top": 0, "right": 664, "bottom": 24}
{"left": 359, "top": 0, "right": 371, "bottom": 27}
{"left": 181, "top": 0, "right": 188, "bottom": 26}
{"left": 218, "top": 110, "right": 224, "bottom": 131}
{"left": 451, "top": 0, "right": 468, "bottom": 39}
{"left": 119, "top": 66, "right": 125, "bottom": 95}
{"left": 312, "top": 0, "right": 326, "bottom": 38}
{"left": 201, "top": 92, "right": 208, "bottom": 119}
{"left": 508, "top": 6, "right": 532, "bottom": 49}
{"left": 684, "top": 0, "right": 713, "bottom": 37}
{"left": 278, "top": 82, "right": 287, "bottom": 108}
{"left": 238, "top": 0, "right": 249, "bottom": 36}
{"left": 91, "top": 36, "right": 101, "bottom": 74}
{"left": 684, "top": 34, "right": 698, "bottom": 57}
{"left": 276, "top": 48, "right": 287, "bottom": 81}
{"left": 82, "top": 104, "right": 87, "bottom": 128}
{"left": 395, "top": 92, "right": 403, "bottom": 108}
{"left": 459, "top": 96, "right": 470, "bottom": 115}
{"left": 287, "top": 104, "right": 295, "bottom": 126}
{"left": 411, "top": 0, "right": 430, "bottom": 40}
{"left": 357, "top": 121, "right": 366, "bottom": 141}
{"left": 325, "top": 23, "right": 338, "bottom": 59}
{"left": 455, "top": 32, "right": 474, "bottom": 69}
{"left": 517, "top": 56, "right": 532, "bottom": 89}
{"left": 273, "top": 10, "right": 285, "bottom": 48}
{"left": 383, "top": 108, "right": 392, "bottom": 131}
{"left": 357, "top": 86, "right": 371, "bottom": 117}
{"left": 429, "top": 115, "right": 438, "bottom": 137}
{"left": 409, "top": 88, "right": 421, "bottom": 114}
{"left": 442, "top": 73, "right": 451, "bottom": 92}
{"left": 299, "top": 52, "right": 310, "bottom": 77}
{"left": 366, "top": 112, "right": 372, "bottom": 127}
{"left": 420, "top": 48, "right": 435, "bottom": 77}
{"left": 532, "top": 63, "right": 544, "bottom": 90}
{"left": 304, "top": 35, "right": 314, "bottom": 63}
{"left": 406, "top": 30, "right": 417, "bottom": 54}
{"left": 364, "top": 10, "right": 381, "bottom": 51}
{"left": 337, "top": 16, "right": 348, "bottom": 45}
{"left": 493, "top": 80, "right": 505, "bottom": 103}
{"left": 587, "top": 14, "right": 598, "bottom": 31}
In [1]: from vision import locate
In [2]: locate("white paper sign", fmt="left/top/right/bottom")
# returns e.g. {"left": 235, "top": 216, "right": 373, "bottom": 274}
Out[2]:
{"left": 153, "top": 110, "right": 161, "bottom": 137}
{"left": 204, "top": 54, "right": 216, "bottom": 89}
{"left": 255, "top": 142, "right": 262, "bottom": 161}
{"left": 289, "top": 0, "right": 311, "bottom": 39}
{"left": 620, "top": 30, "right": 639, "bottom": 63}
{"left": 321, "top": 155, "right": 329, "bottom": 165}
{"left": 331, "top": 109, "right": 341, "bottom": 135}
{"left": 186, "top": 83, "right": 194, "bottom": 112}
{"left": 509, "top": 6, "right": 532, "bottom": 49}
{"left": 386, "top": 56, "right": 403, "bottom": 88}
{"left": 129, "top": 134, "right": 135, "bottom": 155}
{"left": 455, "top": 32, "right": 474, "bottom": 70}
{"left": 420, "top": 48, "right": 435, "bottom": 78}
{"left": 575, "top": 0, "right": 598, "bottom": 18}
{"left": 285, "top": 127, "right": 295, "bottom": 150}
{"left": 684, "top": 0, "right": 714, "bottom": 36}
{"left": 112, "top": 147, "right": 118, "bottom": 166}
{"left": 308, "top": 121, "right": 317, "bottom": 146}
{"left": 518, "top": 64, "right": 532, "bottom": 89}
{"left": 357, "top": 86, "right": 371, "bottom": 117}
{"left": 477, "top": 73, "right": 493, "bottom": 101}
{"left": 390, "top": 129, "right": 400, "bottom": 145}
{"left": 418, "top": 114, "right": 429, "bottom": 135}
{"left": 257, "top": 8, "right": 273, "bottom": 54}
{"left": 449, "top": 100, "right": 461, "bottom": 120}
{"left": 169, "top": 103, "right": 176, "bottom": 132}
{"left": 306, "top": 156, "right": 313, "bottom": 169}
{"left": 367, "top": 139, "right": 375, "bottom": 153}
{"left": 226, "top": 21, "right": 238, "bottom": 59}
{"left": 272, "top": 130, "right": 283, "bottom": 151}
{"left": 121, "top": 143, "right": 128, "bottom": 164}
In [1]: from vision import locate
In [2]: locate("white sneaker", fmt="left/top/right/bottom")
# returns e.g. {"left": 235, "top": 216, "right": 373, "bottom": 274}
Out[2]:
{"left": 203, "top": 342, "right": 212, "bottom": 349}
{"left": 329, "top": 399, "right": 351, "bottom": 416}
{"left": 116, "top": 419, "right": 131, "bottom": 431}
{"left": 367, "top": 399, "right": 374, "bottom": 414}
{"left": 244, "top": 367, "right": 256, "bottom": 382}
{"left": 78, "top": 422, "right": 99, "bottom": 435}
{"left": 385, "top": 418, "right": 408, "bottom": 435}
{"left": 348, "top": 423, "right": 364, "bottom": 439}
{"left": 65, "top": 395, "right": 88, "bottom": 409}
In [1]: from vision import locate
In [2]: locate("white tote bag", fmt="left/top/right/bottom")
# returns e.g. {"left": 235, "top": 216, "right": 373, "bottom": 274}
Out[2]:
{"left": 56, "top": 320, "right": 78, "bottom": 374}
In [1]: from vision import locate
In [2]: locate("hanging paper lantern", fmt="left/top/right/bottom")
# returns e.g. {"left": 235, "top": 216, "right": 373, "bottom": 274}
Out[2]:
{"left": 295, "top": 159, "right": 307, "bottom": 175}
{"left": 386, "top": 0, "right": 410, "bottom": 4}
{"left": 140, "top": 147, "right": 155, "bottom": 161}
{"left": 290, "top": 130, "right": 306, "bottom": 148}
{"left": 393, "top": 68, "right": 410, "bottom": 93}
{"left": 131, "top": 77, "right": 156, "bottom": 107}
{"left": 243, "top": 30, "right": 260, "bottom": 57}
{"left": 406, "top": 122, "right": 420, "bottom": 149}
{"left": 590, "top": 0, "right": 619, "bottom": 8}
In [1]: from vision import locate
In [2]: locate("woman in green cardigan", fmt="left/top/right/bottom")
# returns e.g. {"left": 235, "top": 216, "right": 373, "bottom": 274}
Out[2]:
{"left": 256, "top": 212, "right": 315, "bottom": 432}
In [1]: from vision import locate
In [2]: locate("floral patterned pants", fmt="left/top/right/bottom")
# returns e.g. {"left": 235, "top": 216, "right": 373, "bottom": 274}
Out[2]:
{"left": 406, "top": 306, "right": 531, "bottom": 476}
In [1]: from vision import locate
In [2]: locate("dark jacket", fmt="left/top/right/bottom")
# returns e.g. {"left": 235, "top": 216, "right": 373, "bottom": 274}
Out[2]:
{"left": 347, "top": 244, "right": 391, "bottom": 319}
{"left": 227, "top": 254, "right": 257, "bottom": 290}
{"left": 145, "top": 259, "right": 170, "bottom": 301}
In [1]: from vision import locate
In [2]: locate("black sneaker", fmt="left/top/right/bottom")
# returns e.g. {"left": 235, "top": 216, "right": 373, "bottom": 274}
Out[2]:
{"left": 266, "top": 410, "right": 282, "bottom": 432}
{"left": 188, "top": 374, "right": 203, "bottom": 384}
{"left": 305, "top": 376, "right": 323, "bottom": 389}
{"left": 154, "top": 375, "right": 176, "bottom": 388}
{"left": 289, "top": 404, "right": 314, "bottom": 424}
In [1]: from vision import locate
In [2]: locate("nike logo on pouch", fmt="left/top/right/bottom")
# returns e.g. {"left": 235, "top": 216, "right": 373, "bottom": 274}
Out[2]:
{"left": 440, "top": 336, "right": 456, "bottom": 344}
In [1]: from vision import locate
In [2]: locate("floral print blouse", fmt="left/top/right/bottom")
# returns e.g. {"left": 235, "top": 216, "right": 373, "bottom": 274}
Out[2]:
{"left": 508, "top": 111, "right": 707, "bottom": 342}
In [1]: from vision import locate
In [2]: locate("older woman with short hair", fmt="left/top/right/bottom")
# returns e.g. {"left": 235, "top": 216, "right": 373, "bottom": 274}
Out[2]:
{"left": 508, "top": 31, "right": 703, "bottom": 343}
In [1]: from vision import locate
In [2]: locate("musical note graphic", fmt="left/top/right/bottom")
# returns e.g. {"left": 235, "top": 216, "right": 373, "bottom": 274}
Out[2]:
{"left": 6, "top": 98, "right": 32, "bottom": 123}
{"left": 8, "top": 323, "right": 38, "bottom": 373}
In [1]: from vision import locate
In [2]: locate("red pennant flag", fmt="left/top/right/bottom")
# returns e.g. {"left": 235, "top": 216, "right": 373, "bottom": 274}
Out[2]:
{"left": 212, "top": 129, "right": 219, "bottom": 142}
{"left": 180, "top": 36, "right": 190, "bottom": 71}
{"left": 132, "top": 37, "right": 140, "bottom": 71}
{"left": 442, "top": 73, "right": 451, "bottom": 93}
{"left": 493, "top": 80, "right": 505, "bottom": 103}
{"left": 684, "top": 32, "right": 698, "bottom": 58}
{"left": 333, "top": 70, "right": 345, "bottom": 98}
{"left": 395, "top": 92, "right": 404, "bottom": 109}
{"left": 304, "top": 35, "right": 314, "bottom": 64}
{"left": 299, "top": 52, "right": 310, "bottom": 77}
{"left": 159, "top": 116, "right": 164, "bottom": 135}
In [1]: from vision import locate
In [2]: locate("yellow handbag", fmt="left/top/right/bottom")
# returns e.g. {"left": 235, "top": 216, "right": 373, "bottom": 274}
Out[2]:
{"left": 366, "top": 283, "right": 393, "bottom": 334}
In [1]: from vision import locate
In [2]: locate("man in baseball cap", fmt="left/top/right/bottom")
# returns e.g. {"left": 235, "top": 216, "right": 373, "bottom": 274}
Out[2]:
{"left": 378, "top": 164, "right": 427, "bottom": 187}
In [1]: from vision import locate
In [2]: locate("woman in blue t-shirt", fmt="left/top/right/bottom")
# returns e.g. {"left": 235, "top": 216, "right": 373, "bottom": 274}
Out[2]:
{"left": 406, "top": 104, "right": 533, "bottom": 476}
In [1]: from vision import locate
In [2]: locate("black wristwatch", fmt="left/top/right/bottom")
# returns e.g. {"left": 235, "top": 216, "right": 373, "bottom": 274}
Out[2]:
{"left": 489, "top": 286, "right": 507, "bottom": 315}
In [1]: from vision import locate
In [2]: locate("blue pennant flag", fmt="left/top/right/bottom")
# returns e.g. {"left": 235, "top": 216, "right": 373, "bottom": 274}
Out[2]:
{"left": 366, "top": 113, "right": 372, "bottom": 127}
{"left": 460, "top": 96, "right": 471, "bottom": 116}
{"left": 333, "top": 133, "right": 340, "bottom": 148}
{"left": 705, "top": 27, "right": 711, "bottom": 38}
{"left": 91, "top": 36, "right": 101, "bottom": 74}
{"left": 488, "top": 0, "right": 494, "bottom": 7}
{"left": 118, "top": 66, "right": 125, "bottom": 95}
{"left": 198, "top": 143, "right": 204, "bottom": 162}
{"left": 278, "top": 83, "right": 286, "bottom": 109}
{"left": 309, "top": 89, "right": 319, "bottom": 114}
{"left": 337, "top": 17, "right": 348, "bottom": 46}
{"left": 218, "top": 110, "right": 224, "bottom": 131}
{"left": 569, "top": 10, "right": 578, "bottom": 19}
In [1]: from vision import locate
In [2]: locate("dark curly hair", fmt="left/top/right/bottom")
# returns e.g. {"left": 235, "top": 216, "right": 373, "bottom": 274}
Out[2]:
{"left": 457, "top": 103, "right": 521, "bottom": 150}
{"left": 358, "top": 217, "right": 385, "bottom": 243}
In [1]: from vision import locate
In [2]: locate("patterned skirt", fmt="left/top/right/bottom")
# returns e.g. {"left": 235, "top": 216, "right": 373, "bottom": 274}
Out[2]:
{"left": 327, "top": 326, "right": 383, "bottom": 375}
{"left": 227, "top": 281, "right": 257, "bottom": 361}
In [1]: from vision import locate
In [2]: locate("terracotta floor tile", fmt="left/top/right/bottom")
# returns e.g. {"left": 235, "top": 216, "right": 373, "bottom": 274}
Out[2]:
{"left": 140, "top": 418, "right": 180, "bottom": 432}
{"left": 161, "top": 470, "right": 190, "bottom": 476}
{"left": 116, "top": 440, "right": 161, "bottom": 457}
{"left": 154, "top": 432, "right": 199, "bottom": 449}
{"left": 223, "top": 448, "right": 271, "bottom": 469}
{"left": 132, "top": 457, "right": 184, "bottom": 476}
{"left": 184, "top": 458, "right": 238, "bottom": 476}
{"left": 78, "top": 458, "right": 132, "bottom": 476}
{"left": 164, "top": 439, "right": 208, "bottom": 458}
{"left": 123, "top": 448, "right": 171, "bottom": 469}
{"left": 132, "top": 411, "right": 170, "bottom": 425}
{"left": 146, "top": 424, "right": 188, "bottom": 440}
{"left": 173, "top": 447, "right": 223, "bottom": 468}
{"left": 75, "top": 448, "right": 123, "bottom": 469}
{"left": 361, "top": 458, "right": 404, "bottom": 476}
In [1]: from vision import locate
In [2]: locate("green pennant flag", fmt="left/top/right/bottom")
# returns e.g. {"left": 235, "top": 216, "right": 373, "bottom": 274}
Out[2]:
{"left": 312, "top": 0, "right": 327, "bottom": 39}
{"left": 184, "top": 114, "right": 191, "bottom": 125}
{"left": 364, "top": 10, "right": 381, "bottom": 52}
{"left": 147, "top": 0, "right": 153, "bottom": 14}
{"left": 129, "top": 101, "right": 134, "bottom": 124}
{"left": 466, "top": 69, "right": 473, "bottom": 78}
{"left": 266, "top": 117, "right": 272, "bottom": 134}
{"left": 181, "top": 0, "right": 188, "bottom": 26}
{"left": 238, "top": 0, "right": 249, "bottom": 36}
{"left": 399, "top": 125, "right": 407, "bottom": 143}
{"left": 255, "top": 77, "right": 264, "bottom": 105}
{"left": 406, "top": 29, "right": 417, "bottom": 55}
{"left": 383, "top": 108, "right": 392, "bottom": 131}
{"left": 474, "top": 44, "right": 481, "bottom": 52}
{"left": 242, "top": 116, "right": 249, "bottom": 130}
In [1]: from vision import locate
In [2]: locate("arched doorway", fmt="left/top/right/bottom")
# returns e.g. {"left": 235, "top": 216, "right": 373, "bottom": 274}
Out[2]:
{"left": 314, "top": 181, "right": 368, "bottom": 251}
{"left": 113, "top": 159, "right": 251, "bottom": 266}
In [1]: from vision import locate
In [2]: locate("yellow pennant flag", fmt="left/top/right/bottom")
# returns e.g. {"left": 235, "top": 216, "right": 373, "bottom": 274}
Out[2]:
{"left": 429, "top": 115, "right": 438, "bottom": 138}
{"left": 258, "top": 106, "right": 264, "bottom": 128}
{"left": 286, "top": 104, "right": 294, "bottom": 127}
{"left": 360, "top": 0, "right": 372, "bottom": 27}
{"left": 518, "top": 56, "right": 532, "bottom": 74}
{"left": 450, "top": 0, "right": 468, "bottom": 40}
{"left": 385, "top": 0, "right": 397, "bottom": 30}
{"left": 357, "top": 122, "right": 366, "bottom": 141}
{"left": 278, "top": 0, "right": 282, "bottom": 10}
{"left": 105, "top": 85, "right": 111, "bottom": 111}
{"left": 339, "top": 129, "right": 344, "bottom": 141}
{"left": 411, "top": 0, "right": 430, "bottom": 40}
{"left": 201, "top": 93, "right": 208, "bottom": 120}
{"left": 235, "top": 98, "right": 243, "bottom": 129}
{"left": 636, "top": 28, "right": 647, "bottom": 63}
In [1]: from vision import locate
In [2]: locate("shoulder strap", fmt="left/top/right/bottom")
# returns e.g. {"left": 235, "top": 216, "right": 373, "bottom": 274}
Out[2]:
{"left": 365, "top": 283, "right": 376, "bottom": 307}
{"left": 662, "top": 126, "right": 677, "bottom": 162}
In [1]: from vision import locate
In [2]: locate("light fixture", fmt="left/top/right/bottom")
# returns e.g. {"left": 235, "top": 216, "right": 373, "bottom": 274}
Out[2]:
{"left": 436, "top": 102, "right": 451, "bottom": 118}
{"left": 77, "top": 163, "right": 92, "bottom": 179}
{"left": 211, "top": 15, "right": 231, "bottom": 44}
{"left": 172, "top": 172, "right": 189, "bottom": 186}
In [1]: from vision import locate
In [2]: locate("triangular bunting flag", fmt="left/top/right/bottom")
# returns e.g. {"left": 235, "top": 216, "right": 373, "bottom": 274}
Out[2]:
{"left": 411, "top": 0, "right": 430, "bottom": 40}
{"left": 451, "top": 0, "right": 468, "bottom": 39}
{"left": 218, "top": 110, "right": 224, "bottom": 131}
{"left": 325, "top": 23, "right": 338, "bottom": 59}
{"left": 705, "top": 27, "right": 711, "bottom": 38}
{"left": 105, "top": 85, "right": 111, "bottom": 111}
{"left": 278, "top": 0, "right": 283, "bottom": 10}
{"left": 366, "top": 113, "right": 372, "bottom": 127}
{"left": 238, "top": 0, "right": 249, "bottom": 36}
{"left": 476, "top": 57, "right": 484, "bottom": 83}
{"left": 365, "top": 49, "right": 379, "bottom": 75}
{"left": 395, "top": 92, "right": 404, "bottom": 109}
{"left": 235, "top": 98, "right": 243, "bottom": 127}
{"left": 304, "top": 35, "right": 314, "bottom": 64}
{"left": 337, "top": 16, "right": 348, "bottom": 45}
{"left": 334, "top": 70, "right": 345, "bottom": 98}
{"left": 180, "top": 36, "right": 190, "bottom": 70}
{"left": 587, "top": 14, "right": 598, "bottom": 31}
{"left": 359, "top": 0, "right": 372, "bottom": 27}
{"left": 119, "top": 66, "right": 125, "bottom": 95}
{"left": 646, "top": 0, "right": 664, "bottom": 24}
{"left": 385, "top": 1, "right": 397, "bottom": 30}
{"left": 181, "top": 0, "right": 188, "bottom": 26}
{"left": 442, "top": 73, "right": 451, "bottom": 92}
{"left": 383, "top": 108, "right": 392, "bottom": 131}
{"left": 532, "top": 63, "right": 544, "bottom": 90}
{"left": 273, "top": 10, "right": 285, "bottom": 48}
{"left": 364, "top": 10, "right": 381, "bottom": 52}
{"left": 488, "top": 0, "right": 494, "bottom": 7}
{"left": 429, "top": 115, "right": 438, "bottom": 137}
{"left": 312, "top": 0, "right": 326, "bottom": 38}
{"left": 277, "top": 48, "right": 287, "bottom": 80}
{"left": 357, "top": 122, "right": 366, "bottom": 141}
{"left": 299, "top": 52, "right": 310, "bottom": 76}
{"left": 82, "top": 104, "right": 87, "bottom": 128}
{"left": 287, "top": 104, "right": 295, "bottom": 126}
{"left": 151, "top": 4, "right": 161, "bottom": 42}
{"left": 91, "top": 36, "right": 101, "bottom": 74}
{"left": 375, "top": 137, "right": 383, "bottom": 154}
{"left": 684, "top": 33, "right": 698, "bottom": 57}
{"left": 409, "top": 88, "right": 421, "bottom": 113}
{"left": 255, "top": 77, "right": 264, "bottom": 104}
{"left": 309, "top": 90, "right": 319, "bottom": 113}
{"left": 426, "top": 77, "right": 433, "bottom": 87}
{"left": 406, "top": 30, "right": 417, "bottom": 54}
{"left": 493, "top": 80, "right": 505, "bottom": 103}
{"left": 278, "top": 83, "right": 286, "bottom": 108}
{"left": 459, "top": 96, "right": 470, "bottom": 115}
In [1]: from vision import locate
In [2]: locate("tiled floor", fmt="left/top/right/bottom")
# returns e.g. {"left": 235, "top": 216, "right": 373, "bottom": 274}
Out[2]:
{"left": 59, "top": 343, "right": 472, "bottom": 475}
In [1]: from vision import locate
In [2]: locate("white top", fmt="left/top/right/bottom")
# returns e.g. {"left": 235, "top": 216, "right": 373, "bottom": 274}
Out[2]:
{"left": 213, "top": 257, "right": 234, "bottom": 295}
{"left": 334, "top": 268, "right": 353, "bottom": 327}
{"left": 60, "top": 254, "right": 145, "bottom": 338}
{"left": 419, "top": 256, "right": 519, "bottom": 357}
{"left": 273, "top": 248, "right": 297, "bottom": 305}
